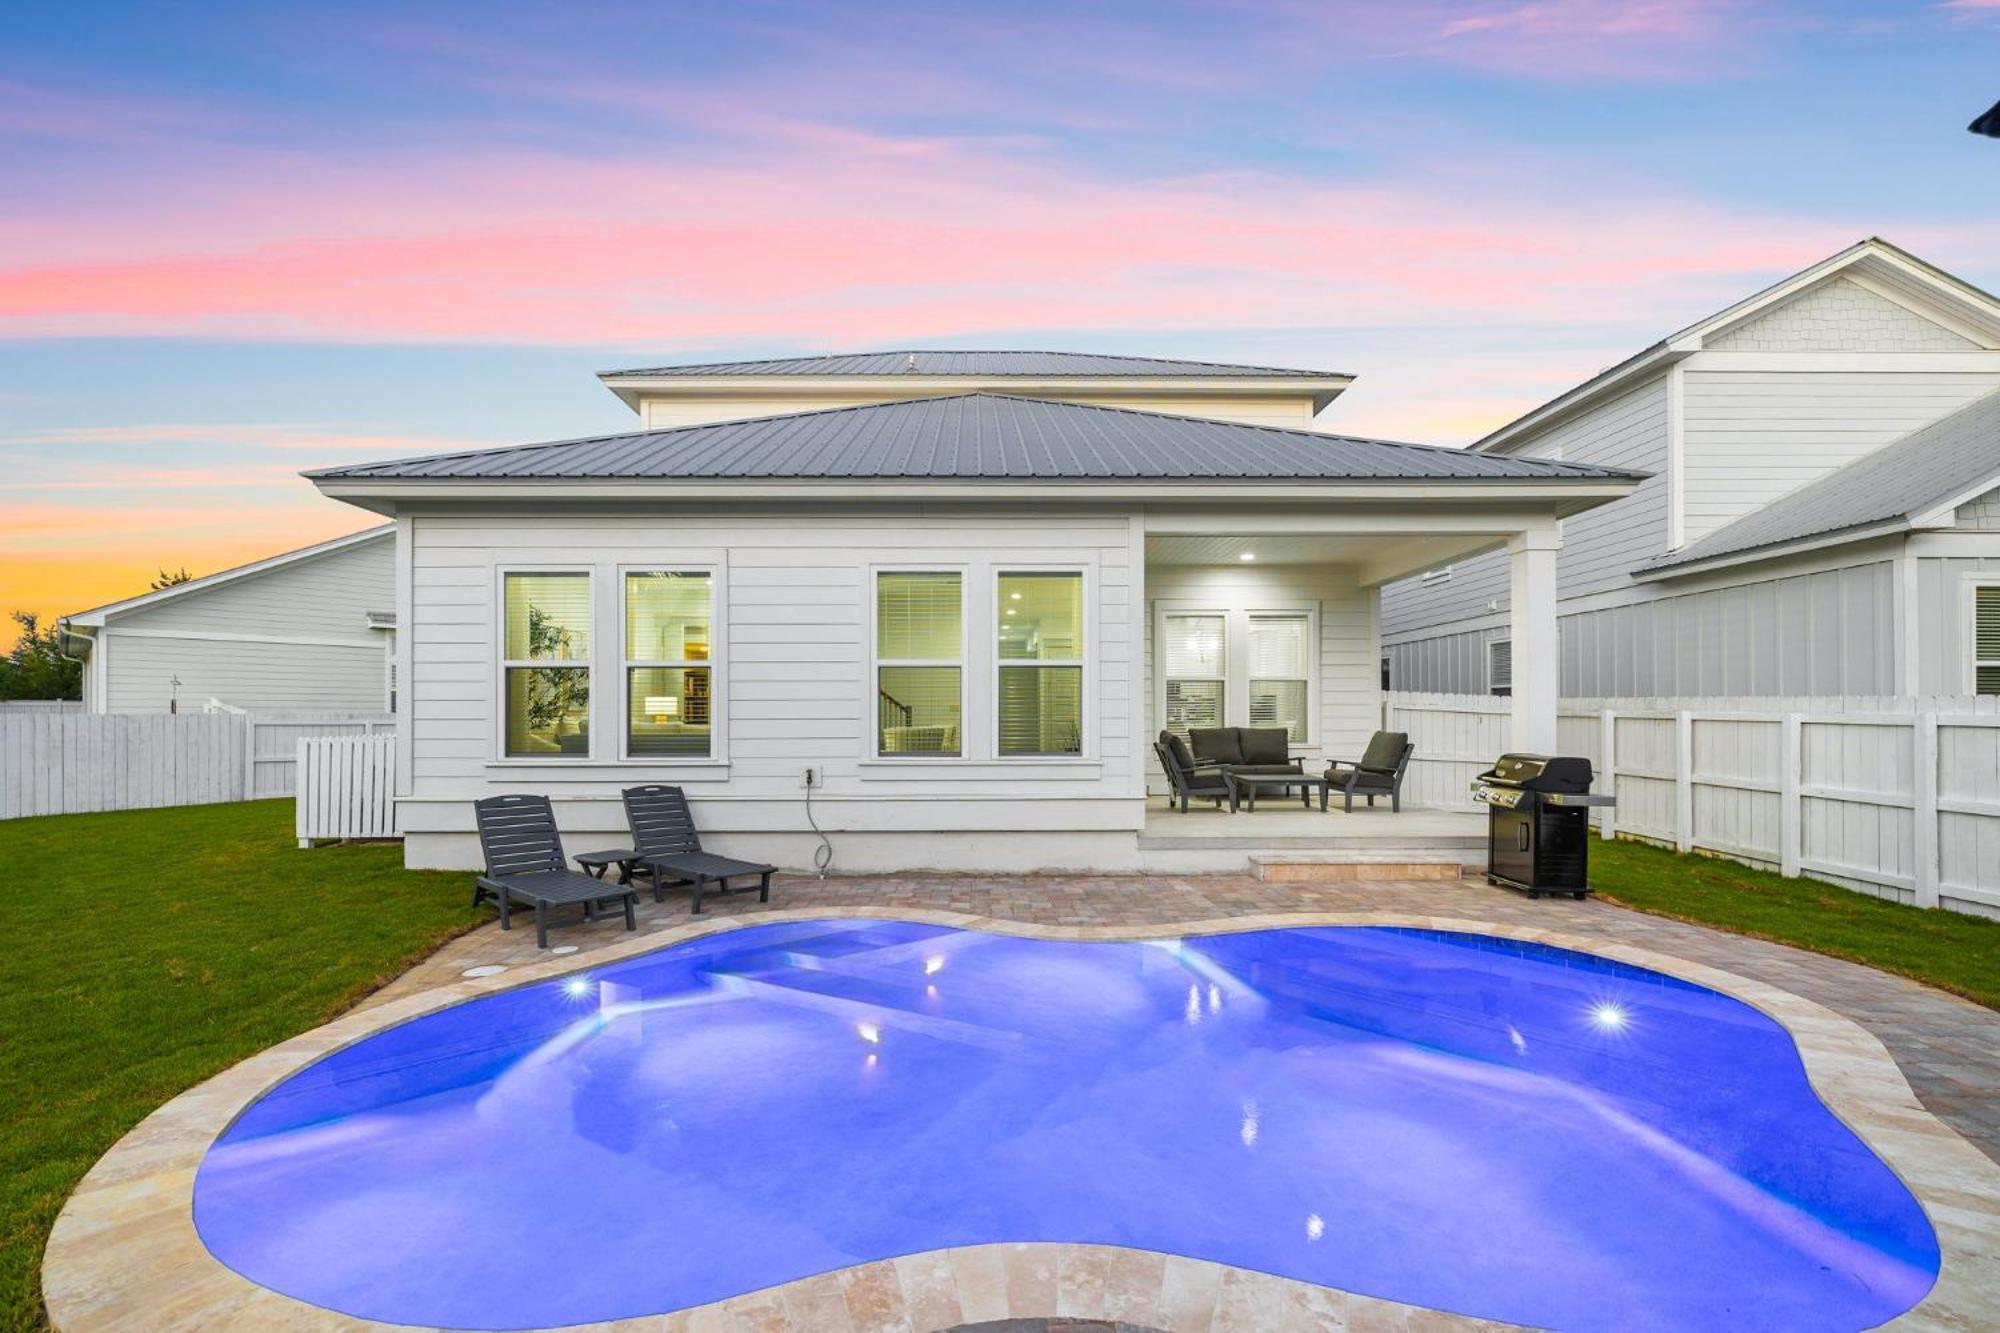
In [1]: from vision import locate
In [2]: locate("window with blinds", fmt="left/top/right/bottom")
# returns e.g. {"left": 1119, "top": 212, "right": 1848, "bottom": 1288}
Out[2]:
{"left": 1161, "top": 612, "right": 1225, "bottom": 741}
{"left": 1489, "top": 639, "right": 1513, "bottom": 698}
{"left": 501, "top": 572, "right": 591, "bottom": 757}
{"left": 1976, "top": 583, "right": 2000, "bottom": 695}
{"left": 997, "top": 572, "right": 1083, "bottom": 756}
{"left": 876, "top": 572, "right": 962, "bottom": 755}
{"left": 626, "top": 571, "right": 713, "bottom": 758}
{"left": 1248, "top": 613, "right": 1310, "bottom": 741}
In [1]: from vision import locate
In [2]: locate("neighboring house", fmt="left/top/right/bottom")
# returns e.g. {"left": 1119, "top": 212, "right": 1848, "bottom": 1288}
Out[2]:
{"left": 1381, "top": 238, "right": 2000, "bottom": 699}
{"left": 58, "top": 527, "right": 397, "bottom": 713}
{"left": 307, "top": 352, "right": 1641, "bottom": 871}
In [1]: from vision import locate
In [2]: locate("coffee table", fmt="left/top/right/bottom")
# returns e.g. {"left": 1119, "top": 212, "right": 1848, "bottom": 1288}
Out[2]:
{"left": 1224, "top": 771, "right": 1331, "bottom": 811}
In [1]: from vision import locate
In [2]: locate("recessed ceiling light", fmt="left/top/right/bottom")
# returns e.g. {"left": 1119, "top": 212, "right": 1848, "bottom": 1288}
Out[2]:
{"left": 1239, "top": 552, "right": 1256, "bottom": 562}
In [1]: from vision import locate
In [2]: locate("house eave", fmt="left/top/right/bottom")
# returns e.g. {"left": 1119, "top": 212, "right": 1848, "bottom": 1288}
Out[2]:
{"left": 597, "top": 372, "right": 1356, "bottom": 415}
{"left": 59, "top": 525, "right": 395, "bottom": 626}
{"left": 1631, "top": 518, "right": 1912, "bottom": 583}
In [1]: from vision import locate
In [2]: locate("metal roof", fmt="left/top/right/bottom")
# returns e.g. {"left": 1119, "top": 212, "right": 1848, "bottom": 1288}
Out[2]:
{"left": 308, "top": 394, "right": 1642, "bottom": 484}
{"left": 601, "top": 350, "right": 1342, "bottom": 379}
{"left": 1639, "top": 388, "right": 2000, "bottom": 576}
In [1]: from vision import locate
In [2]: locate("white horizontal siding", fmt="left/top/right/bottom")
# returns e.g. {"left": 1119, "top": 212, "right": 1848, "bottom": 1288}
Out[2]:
{"left": 104, "top": 636, "right": 386, "bottom": 712}
{"left": 115, "top": 531, "right": 392, "bottom": 640}
{"left": 641, "top": 391, "right": 1318, "bottom": 431}
{"left": 1681, "top": 371, "right": 2000, "bottom": 543}
{"left": 404, "top": 509, "right": 1139, "bottom": 837}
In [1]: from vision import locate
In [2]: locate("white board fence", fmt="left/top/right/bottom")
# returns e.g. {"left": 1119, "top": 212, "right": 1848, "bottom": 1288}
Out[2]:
{"left": 1385, "top": 692, "right": 2000, "bottom": 917}
{"left": 296, "top": 735, "right": 398, "bottom": 845}
{"left": 0, "top": 711, "right": 394, "bottom": 819}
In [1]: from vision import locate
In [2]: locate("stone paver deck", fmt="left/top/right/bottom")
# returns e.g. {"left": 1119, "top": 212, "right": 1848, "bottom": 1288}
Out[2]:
{"left": 45, "top": 876, "right": 2000, "bottom": 1333}
{"left": 376, "top": 871, "right": 2000, "bottom": 1167}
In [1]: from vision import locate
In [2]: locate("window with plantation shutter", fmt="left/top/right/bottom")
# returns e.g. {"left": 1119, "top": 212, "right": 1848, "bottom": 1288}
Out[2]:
{"left": 875, "top": 571, "right": 963, "bottom": 756}
{"left": 1161, "top": 612, "right": 1225, "bottom": 742}
{"left": 996, "top": 571, "right": 1084, "bottom": 756}
{"left": 1975, "top": 583, "right": 2000, "bottom": 695}
{"left": 1489, "top": 639, "right": 1513, "bottom": 698}
{"left": 1248, "top": 613, "right": 1310, "bottom": 741}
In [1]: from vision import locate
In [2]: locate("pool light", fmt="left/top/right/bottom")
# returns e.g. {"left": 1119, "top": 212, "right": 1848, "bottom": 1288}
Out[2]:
{"left": 1306, "top": 1213, "right": 1325, "bottom": 1241}
{"left": 563, "top": 978, "right": 593, "bottom": 999}
{"left": 1589, "top": 1001, "right": 1630, "bottom": 1032}
{"left": 924, "top": 955, "right": 946, "bottom": 976}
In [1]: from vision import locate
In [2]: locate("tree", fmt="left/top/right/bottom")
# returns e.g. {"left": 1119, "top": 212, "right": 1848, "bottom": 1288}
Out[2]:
{"left": 0, "top": 611, "right": 83, "bottom": 700}
{"left": 150, "top": 567, "right": 193, "bottom": 590}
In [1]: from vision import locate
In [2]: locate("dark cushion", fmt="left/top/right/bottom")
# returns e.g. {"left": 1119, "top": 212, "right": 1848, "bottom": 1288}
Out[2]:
{"left": 1189, "top": 727, "right": 1242, "bottom": 766}
{"left": 1234, "top": 763, "right": 1303, "bottom": 777}
{"left": 1325, "top": 764, "right": 1391, "bottom": 788}
{"left": 1360, "top": 731, "right": 1409, "bottom": 772}
{"left": 1238, "top": 727, "right": 1291, "bottom": 766}
{"left": 1162, "top": 732, "right": 1198, "bottom": 776}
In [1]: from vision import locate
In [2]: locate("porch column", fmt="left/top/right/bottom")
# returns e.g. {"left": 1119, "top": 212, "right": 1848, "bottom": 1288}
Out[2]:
{"left": 1508, "top": 524, "right": 1561, "bottom": 753}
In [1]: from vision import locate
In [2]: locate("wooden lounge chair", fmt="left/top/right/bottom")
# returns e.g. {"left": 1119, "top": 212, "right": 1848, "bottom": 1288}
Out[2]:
{"left": 472, "top": 793, "right": 638, "bottom": 949}
{"left": 1154, "top": 731, "right": 1236, "bottom": 812}
{"left": 621, "top": 784, "right": 775, "bottom": 914}
{"left": 1324, "top": 731, "right": 1415, "bottom": 813}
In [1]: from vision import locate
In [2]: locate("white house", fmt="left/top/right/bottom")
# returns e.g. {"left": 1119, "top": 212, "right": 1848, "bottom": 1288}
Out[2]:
{"left": 58, "top": 526, "right": 397, "bottom": 714}
{"left": 1381, "top": 238, "right": 2000, "bottom": 699}
{"left": 306, "top": 352, "right": 1640, "bottom": 872}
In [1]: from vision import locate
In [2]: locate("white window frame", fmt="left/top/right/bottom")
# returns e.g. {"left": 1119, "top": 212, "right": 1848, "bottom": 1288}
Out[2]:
{"left": 619, "top": 564, "right": 725, "bottom": 764}
{"left": 1151, "top": 599, "right": 1320, "bottom": 752}
{"left": 494, "top": 566, "right": 596, "bottom": 763}
{"left": 1964, "top": 574, "right": 2000, "bottom": 696}
{"left": 868, "top": 564, "right": 969, "bottom": 761}
{"left": 993, "top": 565, "right": 1093, "bottom": 762}
{"left": 1157, "top": 606, "right": 1229, "bottom": 743}
{"left": 1489, "top": 638, "right": 1513, "bottom": 698}
{"left": 1246, "top": 610, "right": 1316, "bottom": 743}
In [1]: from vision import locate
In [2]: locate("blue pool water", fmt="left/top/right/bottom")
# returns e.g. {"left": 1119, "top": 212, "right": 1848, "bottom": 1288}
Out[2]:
{"left": 194, "top": 921, "right": 1939, "bottom": 1330}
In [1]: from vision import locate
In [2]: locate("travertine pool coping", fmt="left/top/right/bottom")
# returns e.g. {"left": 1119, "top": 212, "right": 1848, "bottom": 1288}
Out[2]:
{"left": 44, "top": 909, "right": 2000, "bottom": 1332}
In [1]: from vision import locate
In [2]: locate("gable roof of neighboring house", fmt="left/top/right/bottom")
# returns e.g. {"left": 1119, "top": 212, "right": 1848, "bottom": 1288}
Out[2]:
{"left": 307, "top": 393, "right": 1641, "bottom": 485}
{"left": 1636, "top": 388, "right": 2000, "bottom": 579}
{"left": 601, "top": 350, "right": 1340, "bottom": 379}
{"left": 59, "top": 525, "right": 395, "bottom": 633}
{"left": 1475, "top": 237, "right": 2000, "bottom": 454}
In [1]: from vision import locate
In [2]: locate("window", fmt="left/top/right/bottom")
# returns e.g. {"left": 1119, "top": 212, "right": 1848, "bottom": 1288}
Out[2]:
{"left": 1380, "top": 655, "right": 1392, "bottom": 692}
{"left": 1248, "top": 613, "right": 1311, "bottom": 741}
{"left": 1161, "top": 612, "right": 1225, "bottom": 742}
{"left": 625, "top": 572, "right": 713, "bottom": 758}
{"left": 502, "top": 572, "right": 591, "bottom": 757}
{"left": 1489, "top": 638, "right": 1513, "bottom": 698}
{"left": 1975, "top": 582, "right": 2000, "bottom": 695}
{"left": 997, "top": 571, "right": 1083, "bottom": 756}
{"left": 875, "top": 571, "right": 962, "bottom": 755}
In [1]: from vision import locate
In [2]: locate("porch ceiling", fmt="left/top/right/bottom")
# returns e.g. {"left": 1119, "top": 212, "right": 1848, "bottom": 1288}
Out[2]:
{"left": 1146, "top": 531, "right": 1509, "bottom": 583}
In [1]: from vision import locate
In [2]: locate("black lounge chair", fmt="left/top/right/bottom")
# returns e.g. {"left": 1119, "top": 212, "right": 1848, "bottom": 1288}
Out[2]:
{"left": 1154, "top": 731, "right": 1236, "bottom": 812}
{"left": 621, "top": 784, "right": 775, "bottom": 914}
{"left": 471, "top": 794, "right": 638, "bottom": 949}
{"left": 1324, "top": 731, "right": 1415, "bottom": 813}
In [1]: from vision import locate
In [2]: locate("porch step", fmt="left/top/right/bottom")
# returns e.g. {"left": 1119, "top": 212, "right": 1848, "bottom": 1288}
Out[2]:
{"left": 1248, "top": 850, "right": 1477, "bottom": 883}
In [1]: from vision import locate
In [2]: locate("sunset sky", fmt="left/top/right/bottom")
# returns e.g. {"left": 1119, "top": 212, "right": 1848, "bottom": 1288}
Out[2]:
{"left": 4, "top": 0, "right": 1999, "bottom": 637}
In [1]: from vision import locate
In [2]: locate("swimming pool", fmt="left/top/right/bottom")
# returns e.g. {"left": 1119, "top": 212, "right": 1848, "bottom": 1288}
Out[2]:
{"left": 194, "top": 920, "right": 1938, "bottom": 1330}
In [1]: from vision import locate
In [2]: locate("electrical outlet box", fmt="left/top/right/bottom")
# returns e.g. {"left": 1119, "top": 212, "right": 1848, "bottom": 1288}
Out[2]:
{"left": 800, "top": 766, "right": 820, "bottom": 789}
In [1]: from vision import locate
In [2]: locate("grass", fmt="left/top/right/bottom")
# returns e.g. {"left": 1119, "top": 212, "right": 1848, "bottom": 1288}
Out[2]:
{"left": 1589, "top": 836, "right": 2000, "bottom": 1010}
{"left": 0, "top": 800, "right": 479, "bottom": 1332}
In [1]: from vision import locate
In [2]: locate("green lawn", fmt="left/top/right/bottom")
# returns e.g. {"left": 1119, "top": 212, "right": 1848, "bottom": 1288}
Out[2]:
{"left": 1590, "top": 836, "right": 2000, "bottom": 1010}
{"left": 0, "top": 800, "right": 479, "bottom": 1332}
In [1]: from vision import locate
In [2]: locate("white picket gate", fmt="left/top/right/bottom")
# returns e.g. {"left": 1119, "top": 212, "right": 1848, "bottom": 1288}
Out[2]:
{"left": 1385, "top": 692, "right": 2000, "bottom": 917}
{"left": 295, "top": 735, "right": 399, "bottom": 845}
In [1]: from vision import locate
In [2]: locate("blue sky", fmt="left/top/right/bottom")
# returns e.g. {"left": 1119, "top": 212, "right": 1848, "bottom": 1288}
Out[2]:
{"left": 3, "top": 0, "right": 1998, "bottom": 625}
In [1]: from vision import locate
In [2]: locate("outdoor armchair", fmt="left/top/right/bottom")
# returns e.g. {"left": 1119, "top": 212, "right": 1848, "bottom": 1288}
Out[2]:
{"left": 1324, "top": 731, "right": 1414, "bottom": 813}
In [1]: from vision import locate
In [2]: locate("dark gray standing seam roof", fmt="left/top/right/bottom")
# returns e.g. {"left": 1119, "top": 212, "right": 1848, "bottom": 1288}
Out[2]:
{"left": 1640, "top": 387, "right": 2000, "bottom": 574}
{"left": 601, "top": 350, "right": 1343, "bottom": 379}
{"left": 308, "top": 394, "right": 1644, "bottom": 484}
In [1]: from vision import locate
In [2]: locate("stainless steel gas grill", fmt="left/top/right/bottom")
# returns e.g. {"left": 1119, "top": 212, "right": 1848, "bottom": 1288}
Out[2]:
{"left": 1471, "top": 754, "right": 1616, "bottom": 899}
